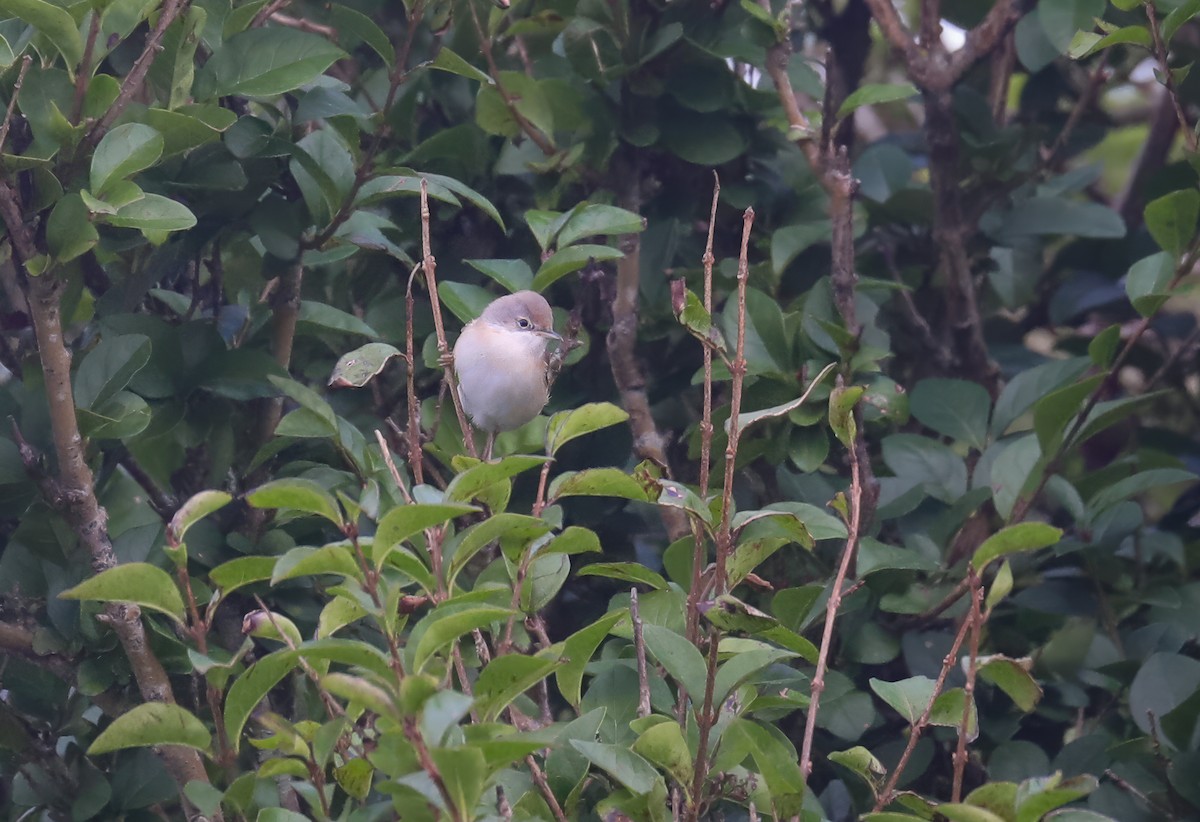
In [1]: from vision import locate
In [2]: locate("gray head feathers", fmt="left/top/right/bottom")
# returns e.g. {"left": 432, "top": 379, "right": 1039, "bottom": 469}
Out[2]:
{"left": 479, "top": 290, "right": 556, "bottom": 335}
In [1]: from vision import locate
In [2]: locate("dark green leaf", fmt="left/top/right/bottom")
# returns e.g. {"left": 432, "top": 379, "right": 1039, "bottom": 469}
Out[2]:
{"left": 1144, "top": 189, "right": 1200, "bottom": 255}
{"left": 87, "top": 704, "right": 210, "bottom": 755}
{"left": 910, "top": 378, "right": 991, "bottom": 450}
{"left": 837, "top": 82, "right": 918, "bottom": 117}
{"left": 202, "top": 29, "right": 347, "bottom": 98}
{"left": 60, "top": 563, "right": 186, "bottom": 623}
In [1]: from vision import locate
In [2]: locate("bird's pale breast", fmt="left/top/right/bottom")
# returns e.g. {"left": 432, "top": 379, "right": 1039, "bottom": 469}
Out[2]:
{"left": 454, "top": 322, "right": 551, "bottom": 433}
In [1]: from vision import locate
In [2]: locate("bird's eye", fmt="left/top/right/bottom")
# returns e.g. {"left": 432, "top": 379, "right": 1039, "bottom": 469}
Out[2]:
{"left": 517, "top": 317, "right": 532, "bottom": 329}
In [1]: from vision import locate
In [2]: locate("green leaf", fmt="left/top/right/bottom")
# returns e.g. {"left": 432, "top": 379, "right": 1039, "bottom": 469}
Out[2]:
{"left": 641, "top": 623, "right": 707, "bottom": 699}
{"left": 209, "top": 555, "right": 277, "bottom": 595}
{"left": 268, "top": 374, "right": 338, "bottom": 434}
{"left": 714, "top": 647, "right": 798, "bottom": 704}
{"left": 910, "top": 378, "right": 991, "bottom": 450}
{"left": 373, "top": 502, "right": 479, "bottom": 569}
{"left": 74, "top": 333, "right": 151, "bottom": 410}
{"left": 328, "top": 4, "right": 393, "bottom": 66}
{"left": 430, "top": 46, "right": 492, "bottom": 84}
{"left": 1088, "top": 324, "right": 1121, "bottom": 367}
{"left": 400, "top": 170, "right": 506, "bottom": 231}
{"left": 46, "top": 193, "right": 98, "bottom": 262}
{"left": 1144, "top": 189, "right": 1200, "bottom": 255}
{"left": 829, "top": 384, "right": 864, "bottom": 447}
{"left": 245, "top": 478, "right": 343, "bottom": 526}
{"left": 1086, "top": 468, "right": 1196, "bottom": 520}
{"left": 988, "top": 198, "right": 1125, "bottom": 241}
{"left": 432, "top": 748, "right": 488, "bottom": 816}
{"left": 91, "top": 124, "right": 164, "bottom": 196}
{"left": 1015, "top": 774, "right": 1100, "bottom": 822}
{"left": 632, "top": 720, "right": 693, "bottom": 788}
{"left": 445, "top": 456, "right": 549, "bottom": 503}
{"left": 87, "top": 703, "right": 210, "bottom": 755}
{"left": 1069, "top": 25, "right": 1150, "bottom": 58}
{"left": 557, "top": 611, "right": 624, "bottom": 706}
{"left": 1038, "top": 0, "right": 1106, "bottom": 52}
{"left": 547, "top": 402, "right": 629, "bottom": 455}
{"left": 473, "top": 652, "right": 563, "bottom": 722}
{"left": 1032, "top": 374, "right": 1105, "bottom": 453}
{"left": 438, "top": 281, "right": 493, "bottom": 324}
{"left": 224, "top": 649, "right": 300, "bottom": 751}
{"left": 991, "top": 357, "right": 1090, "bottom": 437}
{"left": 991, "top": 434, "right": 1042, "bottom": 521}
{"left": 168, "top": 490, "right": 233, "bottom": 547}
{"left": 411, "top": 606, "right": 515, "bottom": 673}
{"left": 465, "top": 259, "right": 534, "bottom": 293}
{"left": 881, "top": 433, "right": 968, "bottom": 503}
{"left": 106, "top": 194, "right": 197, "bottom": 232}
{"left": 730, "top": 363, "right": 837, "bottom": 435}
{"left": 978, "top": 656, "right": 1042, "bottom": 712}
{"left": 576, "top": 562, "right": 667, "bottom": 590}
{"left": 298, "top": 301, "right": 378, "bottom": 338}
{"left": 531, "top": 244, "right": 624, "bottom": 292}
{"left": 1126, "top": 251, "right": 1176, "bottom": 316}
{"left": 272, "top": 544, "right": 364, "bottom": 584}
{"left": 0, "top": 0, "right": 83, "bottom": 65}
{"left": 328, "top": 342, "right": 403, "bottom": 388}
{"left": 870, "top": 676, "right": 938, "bottom": 725}
{"left": 837, "top": 82, "right": 918, "bottom": 117}
{"left": 1130, "top": 652, "right": 1200, "bottom": 737}
{"left": 724, "top": 719, "right": 807, "bottom": 818}
{"left": 202, "top": 29, "right": 347, "bottom": 98}
{"left": 972, "top": 522, "right": 1062, "bottom": 570}
{"left": 1165, "top": 0, "right": 1200, "bottom": 42}
{"left": 77, "top": 391, "right": 152, "bottom": 440}
{"left": 549, "top": 468, "right": 655, "bottom": 502}
{"left": 569, "top": 741, "right": 664, "bottom": 795}
{"left": 556, "top": 204, "right": 645, "bottom": 247}
{"left": 60, "top": 563, "right": 186, "bottom": 623}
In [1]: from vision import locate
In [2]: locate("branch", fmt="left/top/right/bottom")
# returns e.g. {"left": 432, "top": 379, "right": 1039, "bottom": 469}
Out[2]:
{"left": 631, "top": 588, "right": 651, "bottom": 719}
{"left": 951, "top": 573, "right": 984, "bottom": 802}
{"left": 468, "top": 1, "right": 556, "bottom": 156}
{"left": 419, "top": 180, "right": 477, "bottom": 459}
{"left": 82, "top": 0, "right": 189, "bottom": 151}
{"left": 799, "top": 404, "right": 867, "bottom": 777}
{"left": 685, "top": 175, "right": 721, "bottom": 646}
{"left": 254, "top": 262, "right": 304, "bottom": 455}
{"left": 0, "top": 619, "right": 77, "bottom": 680}
{"left": 0, "top": 55, "right": 32, "bottom": 155}
{"left": 860, "top": 0, "right": 922, "bottom": 72}
{"left": 947, "top": 0, "right": 1023, "bottom": 83}
{"left": 1146, "top": 0, "right": 1199, "bottom": 153}
{"left": 923, "top": 91, "right": 1002, "bottom": 398}
{"left": 874, "top": 595, "right": 976, "bottom": 809}
{"left": 15, "top": 271, "right": 211, "bottom": 795}
{"left": 607, "top": 162, "right": 689, "bottom": 540}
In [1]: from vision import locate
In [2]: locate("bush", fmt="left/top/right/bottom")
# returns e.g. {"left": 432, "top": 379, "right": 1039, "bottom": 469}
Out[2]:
{"left": 1, "top": 0, "right": 1198, "bottom": 820}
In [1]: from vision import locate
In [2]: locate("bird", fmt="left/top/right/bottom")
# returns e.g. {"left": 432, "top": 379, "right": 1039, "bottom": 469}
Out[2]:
{"left": 452, "top": 290, "right": 562, "bottom": 460}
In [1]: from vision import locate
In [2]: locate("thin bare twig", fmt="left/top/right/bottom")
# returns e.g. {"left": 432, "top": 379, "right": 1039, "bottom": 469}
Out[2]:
{"left": 686, "top": 175, "right": 721, "bottom": 645}
{"left": 875, "top": 602, "right": 976, "bottom": 810}
{"left": 952, "top": 574, "right": 984, "bottom": 802}
{"left": 0, "top": 56, "right": 31, "bottom": 157}
{"left": 420, "top": 179, "right": 478, "bottom": 459}
{"left": 83, "top": 0, "right": 189, "bottom": 151}
{"left": 800, "top": 408, "right": 865, "bottom": 777}
{"left": 631, "top": 588, "right": 652, "bottom": 718}
{"left": 1146, "top": 1, "right": 1199, "bottom": 153}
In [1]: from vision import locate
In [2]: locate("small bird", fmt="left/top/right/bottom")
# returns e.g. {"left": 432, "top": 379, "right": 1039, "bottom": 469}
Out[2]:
{"left": 453, "top": 290, "right": 562, "bottom": 459}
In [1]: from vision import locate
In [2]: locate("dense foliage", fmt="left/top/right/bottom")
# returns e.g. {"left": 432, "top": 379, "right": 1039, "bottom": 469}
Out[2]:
{"left": 1, "top": 0, "right": 1200, "bottom": 819}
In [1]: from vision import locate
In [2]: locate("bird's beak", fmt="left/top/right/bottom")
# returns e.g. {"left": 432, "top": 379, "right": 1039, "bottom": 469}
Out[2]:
{"left": 536, "top": 329, "right": 563, "bottom": 342}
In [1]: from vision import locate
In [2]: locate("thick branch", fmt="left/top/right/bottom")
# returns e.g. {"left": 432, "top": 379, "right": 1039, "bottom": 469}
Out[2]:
{"left": 924, "top": 91, "right": 1002, "bottom": 398}
{"left": 948, "top": 0, "right": 1023, "bottom": 83}
{"left": 607, "top": 167, "right": 688, "bottom": 541}
{"left": 21, "top": 273, "right": 211, "bottom": 795}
